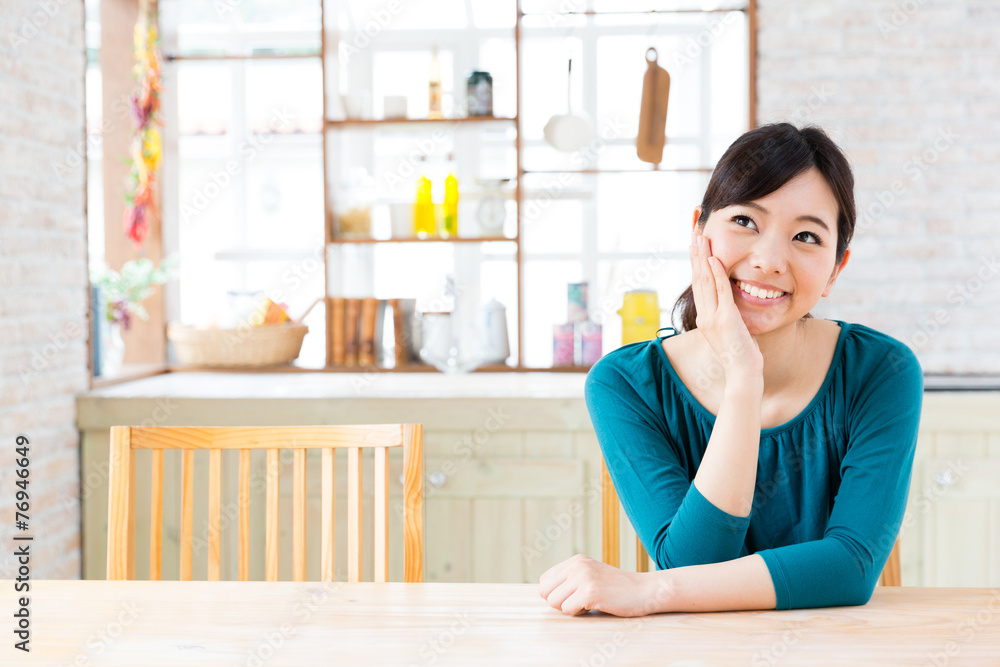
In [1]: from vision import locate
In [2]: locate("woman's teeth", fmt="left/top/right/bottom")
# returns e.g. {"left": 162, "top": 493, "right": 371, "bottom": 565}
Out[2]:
{"left": 735, "top": 280, "right": 786, "bottom": 300}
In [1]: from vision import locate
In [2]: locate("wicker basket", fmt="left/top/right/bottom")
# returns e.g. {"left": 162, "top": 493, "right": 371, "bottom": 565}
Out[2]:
{"left": 168, "top": 322, "right": 309, "bottom": 368}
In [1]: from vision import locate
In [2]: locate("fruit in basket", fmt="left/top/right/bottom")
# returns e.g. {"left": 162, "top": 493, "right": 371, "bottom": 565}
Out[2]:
{"left": 250, "top": 298, "right": 291, "bottom": 326}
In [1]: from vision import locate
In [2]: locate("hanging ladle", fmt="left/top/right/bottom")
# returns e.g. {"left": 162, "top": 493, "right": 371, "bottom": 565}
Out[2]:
{"left": 543, "top": 57, "right": 592, "bottom": 152}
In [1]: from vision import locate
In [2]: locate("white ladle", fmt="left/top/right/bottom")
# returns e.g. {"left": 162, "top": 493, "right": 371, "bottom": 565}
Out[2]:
{"left": 543, "top": 58, "right": 592, "bottom": 152}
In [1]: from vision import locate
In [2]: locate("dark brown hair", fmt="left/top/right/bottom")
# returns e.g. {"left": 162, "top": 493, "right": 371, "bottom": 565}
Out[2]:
{"left": 671, "top": 122, "right": 856, "bottom": 333}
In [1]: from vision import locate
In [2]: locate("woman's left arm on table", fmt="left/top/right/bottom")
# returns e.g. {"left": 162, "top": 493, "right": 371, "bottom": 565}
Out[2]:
{"left": 538, "top": 552, "right": 777, "bottom": 617}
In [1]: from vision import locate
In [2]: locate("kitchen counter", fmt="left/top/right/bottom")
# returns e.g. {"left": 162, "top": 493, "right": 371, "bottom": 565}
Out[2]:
{"left": 79, "top": 369, "right": 1000, "bottom": 404}
{"left": 76, "top": 371, "right": 592, "bottom": 432}
{"left": 75, "top": 369, "right": 1000, "bottom": 433}
{"left": 74, "top": 370, "right": 1000, "bottom": 586}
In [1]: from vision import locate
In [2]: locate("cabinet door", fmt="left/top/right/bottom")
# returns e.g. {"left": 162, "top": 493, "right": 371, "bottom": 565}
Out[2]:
{"left": 921, "top": 457, "right": 1000, "bottom": 587}
{"left": 422, "top": 454, "right": 584, "bottom": 583}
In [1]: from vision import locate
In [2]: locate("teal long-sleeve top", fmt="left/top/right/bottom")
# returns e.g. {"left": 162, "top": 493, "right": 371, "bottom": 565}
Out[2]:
{"left": 584, "top": 319, "right": 924, "bottom": 610}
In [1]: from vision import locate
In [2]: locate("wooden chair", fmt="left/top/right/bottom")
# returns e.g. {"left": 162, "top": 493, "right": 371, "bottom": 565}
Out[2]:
{"left": 601, "top": 461, "right": 902, "bottom": 586}
{"left": 107, "top": 424, "right": 423, "bottom": 583}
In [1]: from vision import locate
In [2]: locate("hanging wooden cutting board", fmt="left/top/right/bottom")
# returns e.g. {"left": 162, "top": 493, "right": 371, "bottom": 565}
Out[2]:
{"left": 637, "top": 47, "right": 671, "bottom": 165}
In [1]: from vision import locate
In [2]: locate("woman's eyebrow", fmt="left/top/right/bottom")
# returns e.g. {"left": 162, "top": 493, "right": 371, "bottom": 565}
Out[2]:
{"left": 740, "top": 201, "right": 830, "bottom": 233}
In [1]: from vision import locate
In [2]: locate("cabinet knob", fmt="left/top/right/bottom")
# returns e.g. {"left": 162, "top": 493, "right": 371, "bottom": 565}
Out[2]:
{"left": 398, "top": 471, "right": 447, "bottom": 488}
{"left": 932, "top": 469, "right": 955, "bottom": 487}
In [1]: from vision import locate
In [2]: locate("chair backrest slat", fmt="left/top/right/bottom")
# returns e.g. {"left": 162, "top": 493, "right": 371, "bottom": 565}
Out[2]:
{"left": 208, "top": 449, "right": 223, "bottom": 581}
{"left": 600, "top": 460, "right": 620, "bottom": 569}
{"left": 128, "top": 445, "right": 136, "bottom": 580}
{"left": 238, "top": 449, "right": 251, "bottom": 582}
{"left": 321, "top": 448, "right": 336, "bottom": 582}
{"left": 265, "top": 448, "right": 280, "bottom": 582}
{"left": 402, "top": 424, "right": 423, "bottom": 584}
{"left": 292, "top": 449, "right": 307, "bottom": 582}
{"left": 347, "top": 446, "right": 362, "bottom": 583}
{"left": 374, "top": 446, "right": 389, "bottom": 583}
{"left": 149, "top": 449, "right": 163, "bottom": 581}
{"left": 180, "top": 450, "right": 194, "bottom": 581}
{"left": 107, "top": 425, "right": 423, "bottom": 583}
{"left": 106, "top": 429, "right": 132, "bottom": 581}
{"left": 879, "top": 551, "right": 902, "bottom": 586}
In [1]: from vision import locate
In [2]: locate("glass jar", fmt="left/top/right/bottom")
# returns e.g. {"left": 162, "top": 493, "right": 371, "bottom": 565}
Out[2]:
{"left": 466, "top": 71, "right": 493, "bottom": 117}
{"left": 224, "top": 290, "right": 264, "bottom": 327}
{"left": 334, "top": 168, "right": 374, "bottom": 239}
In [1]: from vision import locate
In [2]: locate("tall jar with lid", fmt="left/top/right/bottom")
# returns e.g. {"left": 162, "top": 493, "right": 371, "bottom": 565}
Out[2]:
{"left": 333, "top": 168, "right": 374, "bottom": 239}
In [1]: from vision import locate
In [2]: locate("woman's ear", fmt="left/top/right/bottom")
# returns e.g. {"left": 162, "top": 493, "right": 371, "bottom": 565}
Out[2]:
{"left": 821, "top": 248, "right": 851, "bottom": 298}
{"left": 691, "top": 207, "right": 702, "bottom": 232}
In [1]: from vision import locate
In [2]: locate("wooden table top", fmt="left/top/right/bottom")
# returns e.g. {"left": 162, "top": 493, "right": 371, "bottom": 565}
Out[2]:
{"left": 6, "top": 581, "right": 1000, "bottom": 665}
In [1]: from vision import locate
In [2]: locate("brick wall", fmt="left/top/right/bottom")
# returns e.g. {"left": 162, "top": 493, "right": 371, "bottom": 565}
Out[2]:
{"left": 0, "top": 0, "right": 87, "bottom": 578}
{"left": 757, "top": 1, "right": 1000, "bottom": 373}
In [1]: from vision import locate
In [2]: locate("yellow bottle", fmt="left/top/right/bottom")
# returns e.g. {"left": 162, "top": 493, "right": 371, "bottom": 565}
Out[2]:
{"left": 443, "top": 172, "right": 458, "bottom": 237}
{"left": 414, "top": 174, "right": 435, "bottom": 238}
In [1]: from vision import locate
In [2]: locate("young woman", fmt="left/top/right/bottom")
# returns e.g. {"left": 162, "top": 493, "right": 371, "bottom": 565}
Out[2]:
{"left": 539, "top": 123, "right": 924, "bottom": 616}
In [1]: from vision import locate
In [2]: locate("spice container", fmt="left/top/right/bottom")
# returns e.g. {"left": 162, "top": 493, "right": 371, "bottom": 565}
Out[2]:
{"left": 466, "top": 71, "right": 493, "bottom": 117}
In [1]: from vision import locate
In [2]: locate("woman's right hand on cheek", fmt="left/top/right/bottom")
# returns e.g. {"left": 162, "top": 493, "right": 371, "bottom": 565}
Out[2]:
{"left": 689, "top": 231, "right": 764, "bottom": 384}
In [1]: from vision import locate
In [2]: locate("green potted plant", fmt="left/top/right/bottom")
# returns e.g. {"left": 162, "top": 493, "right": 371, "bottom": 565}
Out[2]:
{"left": 89, "top": 254, "right": 179, "bottom": 374}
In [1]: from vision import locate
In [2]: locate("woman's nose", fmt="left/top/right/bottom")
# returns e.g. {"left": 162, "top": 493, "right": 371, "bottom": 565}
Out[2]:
{"left": 749, "top": 234, "right": 790, "bottom": 274}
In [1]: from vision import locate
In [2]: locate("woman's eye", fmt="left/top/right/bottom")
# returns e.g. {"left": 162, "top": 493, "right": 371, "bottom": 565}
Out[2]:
{"left": 731, "top": 215, "right": 823, "bottom": 245}
{"left": 795, "top": 232, "right": 823, "bottom": 245}
{"left": 731, "top": 214, "right": 824, "bottom": 246}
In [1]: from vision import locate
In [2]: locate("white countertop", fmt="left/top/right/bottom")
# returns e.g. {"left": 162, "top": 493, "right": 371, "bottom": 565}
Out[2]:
{"left": 75, "top": 371, "right": 999, "bottom": 433}
{"left": 80, "top": 371, "right": 1000, "bottom": 401}
{"left": 81, "top": 371, "right": 589, "bottom": 400}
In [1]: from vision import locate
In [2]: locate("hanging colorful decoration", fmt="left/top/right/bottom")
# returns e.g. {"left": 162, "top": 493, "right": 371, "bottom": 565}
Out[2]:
{"left": 122, "top": 6, "right": 162, "bottom": 249}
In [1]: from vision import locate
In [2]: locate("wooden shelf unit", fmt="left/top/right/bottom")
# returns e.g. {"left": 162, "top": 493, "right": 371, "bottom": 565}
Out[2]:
{"left": 321, "top": 1, "right": 530, "bottom": 370}
{"left": 319, "top": 0, "right": 756, "bottom": 372}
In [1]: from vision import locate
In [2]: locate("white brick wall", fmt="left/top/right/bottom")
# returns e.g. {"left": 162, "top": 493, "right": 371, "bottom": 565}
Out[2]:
{"left": 0, "top": 0, "right": 87, "bottom": 579}
{"left": 757, "top": 0, "right": 1000, "bottom": 373}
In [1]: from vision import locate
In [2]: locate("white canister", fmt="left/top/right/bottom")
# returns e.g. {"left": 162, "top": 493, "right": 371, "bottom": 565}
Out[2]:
{"left": 418, "top": 312, "right": 454, "bottom": 366}
{"left": 476, "top": 298, "right": 510, "bottom": 364}
{"left": 390, "top": 202, "right": 413, "bottom": 238}
{"left": 384, "top": 95, "right": 408, "bottom": 120}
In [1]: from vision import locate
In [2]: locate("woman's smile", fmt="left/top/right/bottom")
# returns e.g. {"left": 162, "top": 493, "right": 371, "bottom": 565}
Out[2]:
{"left": 730, "top": 278, "right": 790, "bottom": 304}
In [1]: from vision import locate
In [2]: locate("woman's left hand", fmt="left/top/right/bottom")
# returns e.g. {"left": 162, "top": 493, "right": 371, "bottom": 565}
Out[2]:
{"left": 538, "top": 554, "right": 670, "bottom": 617}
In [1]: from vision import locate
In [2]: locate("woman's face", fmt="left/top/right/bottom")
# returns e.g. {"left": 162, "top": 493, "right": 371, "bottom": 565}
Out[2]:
{"left": 694, "top": 167, "right": 850, "bottom": 336}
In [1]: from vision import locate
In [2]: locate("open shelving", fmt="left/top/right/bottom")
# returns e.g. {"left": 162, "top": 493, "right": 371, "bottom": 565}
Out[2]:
{"left": 140, "top": 0, "right": 754, "bottom": 379}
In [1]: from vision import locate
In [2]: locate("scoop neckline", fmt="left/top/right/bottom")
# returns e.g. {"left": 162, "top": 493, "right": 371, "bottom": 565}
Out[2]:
{"left": 653, "top": 319, "right": 850, "bottom": 436}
